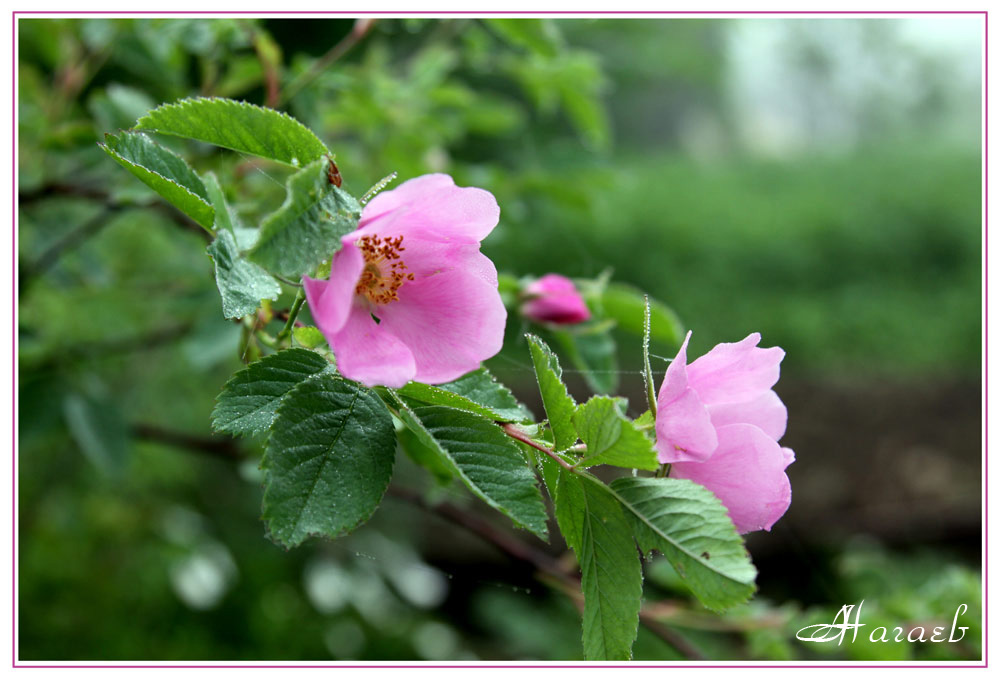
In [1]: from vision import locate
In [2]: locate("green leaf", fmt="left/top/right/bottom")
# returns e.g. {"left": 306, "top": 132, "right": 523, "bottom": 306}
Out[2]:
{"left": 555, "top": 471, "right": 642, "bottom": 660}
{"left": 609, "top": 477, "right": 757, "bottom": 612}
{"left": 262, "top": 375, "right": 396, "bottom": 547}
{"left": 526, "top": 334, "right": 577, "bottom": 451}
{"left": 486, "top": 19, "right": 562, "bottom": 57}
{"left": 550, "top": 327, "right": 618, "bottom": 395}
{"left": 134, "top": 97, "right": 329, "bottom": 167}
{"left": 247, "top": 159, "right": 361, "bottom": 278}
{"left": 206, "top": 229, "right": 282, "bottom": 320}
{"left": 396, "top": 368, "right": 531, "bottom": 422}
{"left": 292, "top": 325, "right": 326, "bottom": 349}
{"left": 99, "top": 131, "right": 214, "bottom": 228}
{"left": 391, "top": 400, "right": 549, "bottom": 540}
{"left": 202, "top": 171, "right": 235, "bottom": 234}
{"left": 572, "top": 396, "right": 658, "bottom": 471}
{"left": 601, "top": 283, "right": 684, "bottom": 347}
{"left": 634, "top": 410, "right": 655, "bottom": 430}
{"left": 212, "top": 348, "right": 332, "bottom": 436}
{"left": 397, "top": 424, "right": 454, "bottom": 485}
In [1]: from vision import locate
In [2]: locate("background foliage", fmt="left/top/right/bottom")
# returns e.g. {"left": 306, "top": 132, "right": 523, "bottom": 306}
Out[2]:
{"left": 17, "top": 17, "right": 981, "bottom": 660}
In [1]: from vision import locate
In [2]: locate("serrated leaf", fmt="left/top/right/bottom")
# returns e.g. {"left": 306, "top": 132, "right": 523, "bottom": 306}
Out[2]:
{"left": 572, "top": 396, "right": 658, "bottom": 471}
{"left": 206, "top": 229, "right": 282, "bottom": 319}
{"left": 212, "top": 348, "right": 332, "bottom": 436}
{"left": 601, "top": 283, "right": 684, "bottom": 347}
{"left": 134, "top": 97, "right": 329, "bottom": 167}
{"left": 261, "top": 375, "right": 396, "bottom": 548}
{"left": 526, "top": 334, "right": 577, "bottom": 451}
{"left": 609, "top": 476, "right": 757, "bottom": 612}
{"left": 202, "top": 171, "right": 235, "bottom": 234}
{"left": 555, "top": 470, "right": 641, "bottom": 660}
{"left": 100, "top": 131, "right": 214, "bottom": 228}
{"left": 634, "top": 410, "right": 655, "bottom": 430}
{"left": 391, "top": 399, "right": 549, "bottom": 540}
{"left": 396, "top": 368, "right": 531, "bottom": 422}
{"left": 247, "top": 159, "right": 361, "bottom": 278}
{"left": 550, "top": 327, "right": 618, "bottom": 395}
{"left": 292, "top": 325, "right": 325, "bottom": 349}
{"left": 397, "top": 425, "right": 454, "bottom": 485}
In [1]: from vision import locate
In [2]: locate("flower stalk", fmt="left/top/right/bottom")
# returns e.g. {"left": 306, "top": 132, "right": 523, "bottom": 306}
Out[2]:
{"left": 276, "top": 287, "right": 306, "bottom": 344}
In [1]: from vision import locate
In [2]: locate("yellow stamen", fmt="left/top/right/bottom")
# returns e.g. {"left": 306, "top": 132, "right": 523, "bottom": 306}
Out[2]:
{"left": 354, "top": 234, "right": 416, "bottom": 305}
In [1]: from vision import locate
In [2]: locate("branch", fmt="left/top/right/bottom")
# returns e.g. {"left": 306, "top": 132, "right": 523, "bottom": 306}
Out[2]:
{"left": 19, "top": 183, "right": 212, "bottom": 242}
{"left": 386, "top": 484, "right": 705, "bottom": 660}
{"left": 131, "top": 423, "right": 244, "bottom": 461}
{"left": 147, "top": 424, "right": 705, "bottom": 660}
{"left": 19, "top": 204, "right": 120, "bottom": 295}
{"left": 278, "top": 19, "right": 376, "bottom": 106}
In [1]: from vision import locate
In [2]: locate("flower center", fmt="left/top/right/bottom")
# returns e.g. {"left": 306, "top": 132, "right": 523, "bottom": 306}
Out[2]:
{"left": 354, "top": 234, "right": 415, "bottom": 305}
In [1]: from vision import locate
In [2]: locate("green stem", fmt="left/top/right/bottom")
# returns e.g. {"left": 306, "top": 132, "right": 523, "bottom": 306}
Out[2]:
{"left": 276, "top": 288, "right": 306, "bottom": 344}
{"left": 256, "top": 330, "right": 279, "bottom": 349}
{"left": 655, "top": 463, "right": 670, "bottom": 478}
{"left": 642, "top": 295, "right": 658, "bottom": 419}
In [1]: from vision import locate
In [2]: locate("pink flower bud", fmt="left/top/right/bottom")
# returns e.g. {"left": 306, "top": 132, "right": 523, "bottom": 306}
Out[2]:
{"left": 520, "top": 274, "right": 591, "bottom": 325}
{"left": 655, "top": 331, "right": 794, "bottom": 533}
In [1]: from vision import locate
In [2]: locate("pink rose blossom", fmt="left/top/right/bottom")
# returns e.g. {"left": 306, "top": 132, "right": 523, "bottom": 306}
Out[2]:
{"left": 303, "top": 174, "right": 506, "bottom": 388}
{"left": 520, "top": 274, "right": 591, "bottom": 325}
{"left": 656, "top": 331, "right": 793, "bottom": 533}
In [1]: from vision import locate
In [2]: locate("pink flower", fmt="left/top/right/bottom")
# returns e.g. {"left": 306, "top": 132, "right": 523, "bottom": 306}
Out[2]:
{"left": 303, "top": 174, "right": 507, "bottom": 388}
{"left": 655, "top": 331, "right": 794, "bottom": 533}
{"left": 520, "top": 274, "right": 591, "bottom": 325}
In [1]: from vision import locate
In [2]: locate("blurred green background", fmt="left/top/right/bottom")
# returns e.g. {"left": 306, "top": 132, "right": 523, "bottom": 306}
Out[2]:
{"left": 17, "top": 17, "right": 982, "bottom": 661}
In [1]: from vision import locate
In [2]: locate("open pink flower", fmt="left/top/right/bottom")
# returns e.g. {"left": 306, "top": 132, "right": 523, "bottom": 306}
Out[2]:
{"left": 520, "top": 274, "right": 591, "bottom": 325}
{"left": 303, "top": 174, "right": 506, "bottom": 388}
{"left": 656, "top": 331, "right": 794, "bottom": 533}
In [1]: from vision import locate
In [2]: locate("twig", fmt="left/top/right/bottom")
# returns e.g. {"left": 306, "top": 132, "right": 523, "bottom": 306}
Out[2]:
{"left": 148, "top": 424, "right": 705, "bottom": 660}
{"left": 19, "top": 205, "right": 120, "bottom": 295}
{"left": 52, "top": 323, "right": 194, "bottom": 363}
{"left": 386, "top": 485, "right": 562, "bottom": 573}
{"left": 387, "top": 484, "right": 705, "bottom": 660}
{"left": 20, "top": 183, "right": 211, "bottom": 242}
{"left": 131, "top": 423, "right": 244, "bottom": 461}
{"left": 501, "top": 423, "right": 574, "bottom": 471}
{"left": 278, "top": 18, "right": 376, "bottom": 106}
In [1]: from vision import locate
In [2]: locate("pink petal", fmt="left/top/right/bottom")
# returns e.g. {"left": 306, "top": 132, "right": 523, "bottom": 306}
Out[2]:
{"left": 707, "top": 389, "right": 788, "bottom": 441}
{"left": 303, "top": 244, "right": 365, "bottom": 338}
{"left": 657, "top": 330, "right": 692, "bottom": 405}
{"left": 377, "top": 269, "right": 506, "bottom": 384}
{"left": 686, "top": 333, "right": 784, "bottom": 405}
{"left": 352, "top": 174, "right": 500, "bottom": 245}
{"left": 520, "top": 274, "right": 591, "bottom": 324}
{"left": 655, "top": 386, "right": 718, "bottom": 463}
{"left": 671, "top": 423, "right": 793, "bottom": 533}
{"left": 393, "top": 238, "right": 499, "bottom": 287}
{"left": 329, "top": 304, "right": 417, "bottom": 388}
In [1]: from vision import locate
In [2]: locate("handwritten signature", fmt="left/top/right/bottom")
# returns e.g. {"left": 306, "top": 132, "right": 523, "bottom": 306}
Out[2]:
{"left": 796, "top": 600, "right": 970, "bottom": 645}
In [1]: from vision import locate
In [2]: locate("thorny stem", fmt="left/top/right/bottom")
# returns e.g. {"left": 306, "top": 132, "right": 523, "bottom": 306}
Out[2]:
{"left": 642, "top": 295, "right": 658, "bottom": 420}
{"left": 276, "top": 287, "right": 307, "bottom": 343}
{"left": 501, "top": 423, "right": 575, "bottom": 472}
